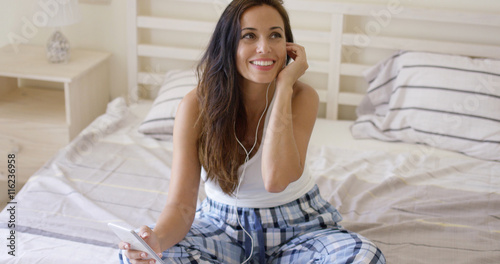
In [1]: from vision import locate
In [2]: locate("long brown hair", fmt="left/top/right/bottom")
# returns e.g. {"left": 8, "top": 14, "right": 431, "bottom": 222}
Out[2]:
{"left": 196, "top": 0, "right": 294, "bottom": 195}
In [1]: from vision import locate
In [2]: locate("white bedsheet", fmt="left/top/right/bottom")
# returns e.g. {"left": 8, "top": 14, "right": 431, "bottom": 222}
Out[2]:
{"left": 0, "top": 98, "right": 498, "bottom": 263}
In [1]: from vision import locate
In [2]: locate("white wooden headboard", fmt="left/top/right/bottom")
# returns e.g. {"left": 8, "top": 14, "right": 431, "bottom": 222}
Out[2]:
{"left": 127, "top": 0, "right": 500, "bottom": 120}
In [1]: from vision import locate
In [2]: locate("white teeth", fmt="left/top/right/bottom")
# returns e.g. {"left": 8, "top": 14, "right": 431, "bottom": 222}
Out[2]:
{"left": 251, "top": 61, "right": 274, "bottom": 66}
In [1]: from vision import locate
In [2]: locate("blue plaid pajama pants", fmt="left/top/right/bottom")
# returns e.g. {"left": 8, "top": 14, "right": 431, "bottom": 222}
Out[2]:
{"left": 120, "top": 185, "right": 385, "bottom": 263}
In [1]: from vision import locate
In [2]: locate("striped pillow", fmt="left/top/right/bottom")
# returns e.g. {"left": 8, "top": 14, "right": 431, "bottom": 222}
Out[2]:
{"left": 138, "top": 69, "right": 197, "bottom": 140}
{"left": 351, "top": 51, "right": 500, "bottom": 161}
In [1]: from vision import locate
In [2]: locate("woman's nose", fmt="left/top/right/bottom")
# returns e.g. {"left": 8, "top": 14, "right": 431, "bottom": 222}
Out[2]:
{"left": 256, "top": 39, "right": 271, "bottom": 54}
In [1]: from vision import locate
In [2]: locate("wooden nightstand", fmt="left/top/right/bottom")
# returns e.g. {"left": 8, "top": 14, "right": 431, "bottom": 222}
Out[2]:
{"left": 0, "top": 44, "right": 111, "bottom": 208}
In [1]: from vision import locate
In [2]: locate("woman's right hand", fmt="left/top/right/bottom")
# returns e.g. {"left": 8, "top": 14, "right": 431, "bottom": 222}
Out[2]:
{"left": 118, "top": 225, "right": 163, "bottom": 264}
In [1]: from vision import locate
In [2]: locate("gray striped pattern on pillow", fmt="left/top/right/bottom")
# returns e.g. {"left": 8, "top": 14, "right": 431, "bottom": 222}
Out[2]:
{"left": 138, "top": 69, "right": 197, "bottom": 140}
{"left": 352, "top": 51, "right": 500, "bottom": 161}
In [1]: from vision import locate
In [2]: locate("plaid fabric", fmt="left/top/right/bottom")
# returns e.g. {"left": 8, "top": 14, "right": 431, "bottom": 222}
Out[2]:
{"left": 120, "top": 185, "right": 385, "bottom": 264}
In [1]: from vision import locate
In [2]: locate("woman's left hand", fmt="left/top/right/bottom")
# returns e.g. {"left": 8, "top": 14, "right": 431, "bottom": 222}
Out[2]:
{"left": 276, "top": 43, "right": 309, "bottom": 87}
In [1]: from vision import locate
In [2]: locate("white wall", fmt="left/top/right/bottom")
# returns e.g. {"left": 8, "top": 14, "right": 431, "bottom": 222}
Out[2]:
{"left": 0, "top": 0, "right": 127, "bottom": 99}
{"left": 1, "top": 0, "right": 499, "bottom": 100}
{"left": 322, "top": 0, "right": 500, "bottom": 13}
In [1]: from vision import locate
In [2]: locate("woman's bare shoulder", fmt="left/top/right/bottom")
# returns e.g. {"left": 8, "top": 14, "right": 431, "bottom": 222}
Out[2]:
{"left": 292, "top": 80, "right": 319, "bottom": 104}
{"left": 174, "top": 88, "right": 201, "bottom": 136}
{"left": 177, "top": 89, "right": 199, "bottom": 117}
{"left": 180, "top": 88, "right": 198, "bottom": 108}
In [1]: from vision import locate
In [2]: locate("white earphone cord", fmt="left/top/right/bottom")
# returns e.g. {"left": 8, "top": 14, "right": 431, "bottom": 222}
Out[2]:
{"left": 233, "top": 80, "right": 272, "bottom": 264}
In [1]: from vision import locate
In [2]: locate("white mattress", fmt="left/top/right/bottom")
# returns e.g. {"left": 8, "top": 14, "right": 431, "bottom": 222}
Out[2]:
{"left": 311, "top": 118, "right": 471, "bottom": 159}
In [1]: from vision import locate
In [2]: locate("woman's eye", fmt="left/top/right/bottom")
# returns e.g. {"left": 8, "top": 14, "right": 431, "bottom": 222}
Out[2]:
{"left": 242, "top": 33, "right": 255, "bottom": 39}
{"left": 271, "top": 32, "right": 282, "bottom": 39}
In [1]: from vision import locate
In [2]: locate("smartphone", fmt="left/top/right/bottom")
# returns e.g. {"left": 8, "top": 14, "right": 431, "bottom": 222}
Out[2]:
{"left": 108, "top": 223, "right": 164, "bottom": 264}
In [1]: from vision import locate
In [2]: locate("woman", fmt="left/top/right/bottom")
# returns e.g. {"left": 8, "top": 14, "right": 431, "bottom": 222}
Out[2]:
{"left": 119, "top": 0, "right": 385, "bottom": 263}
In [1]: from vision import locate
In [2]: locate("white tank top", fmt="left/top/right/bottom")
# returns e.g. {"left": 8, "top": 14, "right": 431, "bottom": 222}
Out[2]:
{"left": 201, "top": 92, "right": 315, "bottom": 208}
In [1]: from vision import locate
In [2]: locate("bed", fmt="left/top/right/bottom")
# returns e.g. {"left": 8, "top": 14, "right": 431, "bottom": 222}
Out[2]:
{"left": 1, "top": 0, "right": 499, "bottom": 263}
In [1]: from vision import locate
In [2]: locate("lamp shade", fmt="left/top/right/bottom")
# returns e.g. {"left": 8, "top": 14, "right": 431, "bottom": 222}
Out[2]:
{"left": 38, "top": 0, "right": 81, "bottom": 27}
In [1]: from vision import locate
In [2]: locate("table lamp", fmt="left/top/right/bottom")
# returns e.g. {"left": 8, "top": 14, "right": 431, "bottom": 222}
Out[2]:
{"left": 42, "top": 0, "right": 81, "bottom": 63}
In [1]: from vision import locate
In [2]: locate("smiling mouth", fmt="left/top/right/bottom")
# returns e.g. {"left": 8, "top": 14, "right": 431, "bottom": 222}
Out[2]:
{"left": 250, "top": 60, "right": 275, "bottom": 66}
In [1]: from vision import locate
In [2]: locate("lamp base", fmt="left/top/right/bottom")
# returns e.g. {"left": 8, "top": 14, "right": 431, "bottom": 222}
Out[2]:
{"left": 47, "top": 29, "right": 70, "bottom": 63}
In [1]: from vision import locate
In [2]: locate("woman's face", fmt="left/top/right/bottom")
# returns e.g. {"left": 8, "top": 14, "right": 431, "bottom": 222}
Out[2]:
{"left": 236, "top": 5, "right": 287, "bottom": 85}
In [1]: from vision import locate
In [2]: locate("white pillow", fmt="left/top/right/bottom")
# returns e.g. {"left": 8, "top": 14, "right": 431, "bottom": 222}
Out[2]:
{"left": 138, "top": 69, "right": 197, "bottom": 140}
{"left": 351, "top": 51, "right": 500, "bottom": 162}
